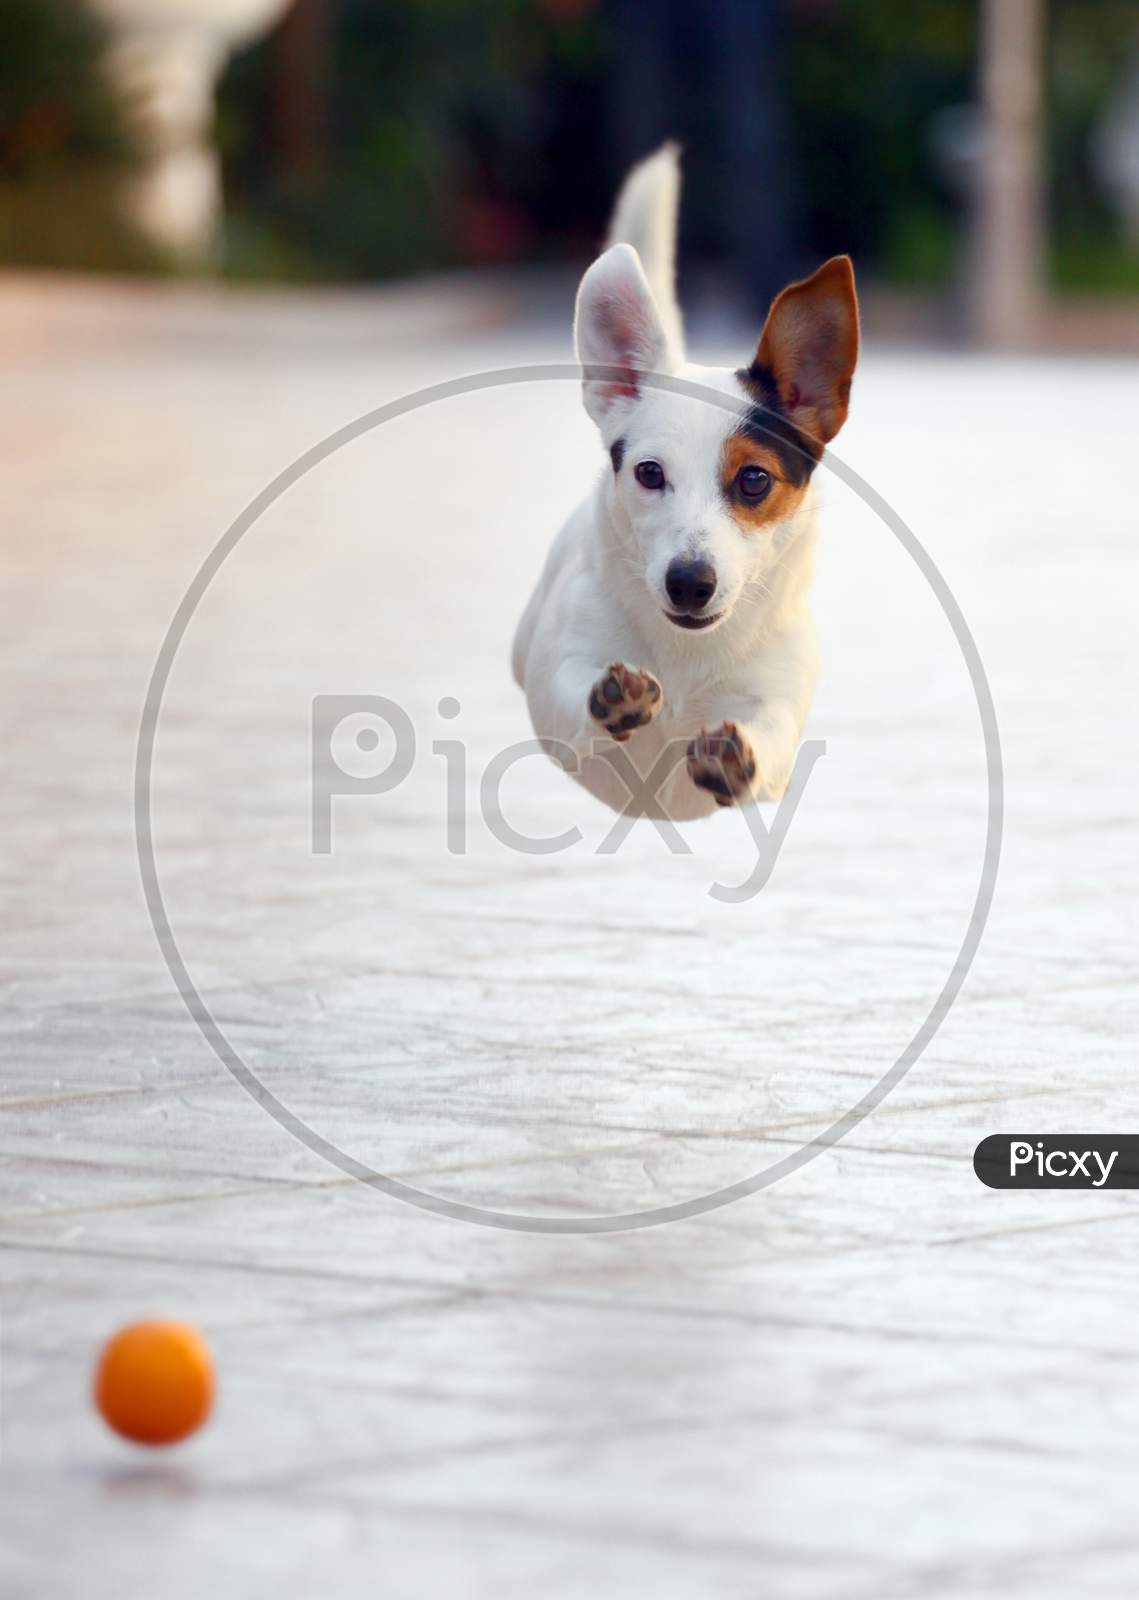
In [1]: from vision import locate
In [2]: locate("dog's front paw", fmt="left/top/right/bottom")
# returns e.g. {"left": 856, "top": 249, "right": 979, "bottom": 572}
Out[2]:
{"left": 588, "top": 663, "right": 663, "bottom": 742}
{"left": 687, "top": 722, "right": 758, "bottom": 806}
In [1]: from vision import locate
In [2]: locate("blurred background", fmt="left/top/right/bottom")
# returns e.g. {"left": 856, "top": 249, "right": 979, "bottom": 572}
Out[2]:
{"left": 2, "top": 0, "right": 1137, "bottom": 347}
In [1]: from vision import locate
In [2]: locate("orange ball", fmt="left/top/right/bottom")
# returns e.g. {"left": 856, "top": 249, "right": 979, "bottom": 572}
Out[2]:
{"left": 94, "top": 1321, "right": 214, "bottom": 1447}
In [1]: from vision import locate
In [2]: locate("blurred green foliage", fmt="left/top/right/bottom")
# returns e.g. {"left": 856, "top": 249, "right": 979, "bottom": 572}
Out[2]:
{"left": 0, "top": 0, "right": 160, "bottom": 268}
{"left": 217, "top": 0, "right": 607, "bottom": 280}
{"left": 0, "top": 0, "right": 1136, "bottom": 291}
{"left": 218, "top": 0, "right": 1138, "bottom": 292}
{"left": 1049, "top": 0, "right": 1139, "bottom": 291}
{"left": 0, "top": 0, "right": 124, "bottom": 169}
{"left": 787, "top": 0, "right": 975, "bottom": 284}
{"left": 786, "top": 0, "right": 1139, "bottom": 292}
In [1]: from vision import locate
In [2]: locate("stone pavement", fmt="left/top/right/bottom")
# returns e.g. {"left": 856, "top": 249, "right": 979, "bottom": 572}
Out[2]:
{"left": 2, "top": 273, "right": 1137, "bottom": 1598}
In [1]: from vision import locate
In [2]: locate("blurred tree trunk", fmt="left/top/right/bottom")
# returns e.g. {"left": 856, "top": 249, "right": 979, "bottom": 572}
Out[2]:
{"left": 273, "top": 0, "right": 328, "bottom": 182}
{"left": 970, "top": 0, "right": 1046, "bottom": 346}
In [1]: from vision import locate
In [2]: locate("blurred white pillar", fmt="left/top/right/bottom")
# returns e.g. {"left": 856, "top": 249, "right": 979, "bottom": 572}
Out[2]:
{"left": 89, "top": 0, "right": 293, "bottom": 264}
{"left": 970, "top": 0, "right": 1046, "bottom": 347}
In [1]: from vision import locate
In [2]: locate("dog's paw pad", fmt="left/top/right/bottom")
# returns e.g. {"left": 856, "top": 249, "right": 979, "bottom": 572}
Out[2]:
{"left": 686, "top": 722, "right": 758, "bottom": 805}
{"left": 588, "top": 663, "right": 663, "bottom": 741}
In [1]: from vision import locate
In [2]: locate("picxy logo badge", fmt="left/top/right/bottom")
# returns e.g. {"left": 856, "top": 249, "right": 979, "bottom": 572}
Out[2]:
{"left": 974, "top": 1135, "right": 1139, "bottom": 1190}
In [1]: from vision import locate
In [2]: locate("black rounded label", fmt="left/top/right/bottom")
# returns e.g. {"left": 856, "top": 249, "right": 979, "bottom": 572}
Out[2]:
{"left": 974, "top": 1136, "right": 1139, "bottom": 1189}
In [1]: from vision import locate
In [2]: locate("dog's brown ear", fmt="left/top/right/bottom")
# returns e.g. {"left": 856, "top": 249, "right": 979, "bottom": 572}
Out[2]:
{"left": 754, "top": 256, "right": 859, "bottom": 446}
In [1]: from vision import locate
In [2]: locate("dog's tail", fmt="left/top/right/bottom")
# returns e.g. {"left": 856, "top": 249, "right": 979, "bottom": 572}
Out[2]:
{"left": 605, "top": 142, "right": 684, "bottom": 357}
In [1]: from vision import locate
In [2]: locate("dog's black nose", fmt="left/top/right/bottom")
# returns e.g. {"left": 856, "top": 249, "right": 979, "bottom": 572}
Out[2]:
{"left": 665, "top": 557, "right": 717, "bottom": 614}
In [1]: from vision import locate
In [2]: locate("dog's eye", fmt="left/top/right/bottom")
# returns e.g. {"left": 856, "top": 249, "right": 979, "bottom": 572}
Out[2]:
{"left": 737, "top": 465, "right": 772, "bottom": 502}
{"left": 634, "top": 460, "right": 665, "bottom": 491}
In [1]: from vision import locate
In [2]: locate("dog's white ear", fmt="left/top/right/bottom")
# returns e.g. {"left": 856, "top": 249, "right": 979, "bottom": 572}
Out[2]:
{"left": 754, "top": 256, "right": 859, "bottom": 446}
{"left": 574, "top": 243, "right": 673, "bottom": 429}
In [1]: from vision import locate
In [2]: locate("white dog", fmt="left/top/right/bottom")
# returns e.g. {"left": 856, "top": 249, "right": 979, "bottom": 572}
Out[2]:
{"left": 512, "top": 144, "right": 858, "bottom": 821}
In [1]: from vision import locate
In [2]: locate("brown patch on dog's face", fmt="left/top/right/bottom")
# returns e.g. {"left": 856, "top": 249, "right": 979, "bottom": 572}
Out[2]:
{"left": 720, "top": 434, "right": 809, "bottom": 533}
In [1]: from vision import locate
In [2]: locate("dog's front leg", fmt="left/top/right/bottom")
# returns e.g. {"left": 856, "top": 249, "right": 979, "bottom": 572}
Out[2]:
{"left": 586, "top": 661, "right": 663, "bottom": 742}
{"left": 686, "top": 620, "right": 818, "bottom": 807}
{"left": 686, "top": 703, "right": 800, "bottom": 807}
{"left": 527, "top": 653, "right": 663, "bottom": 761}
